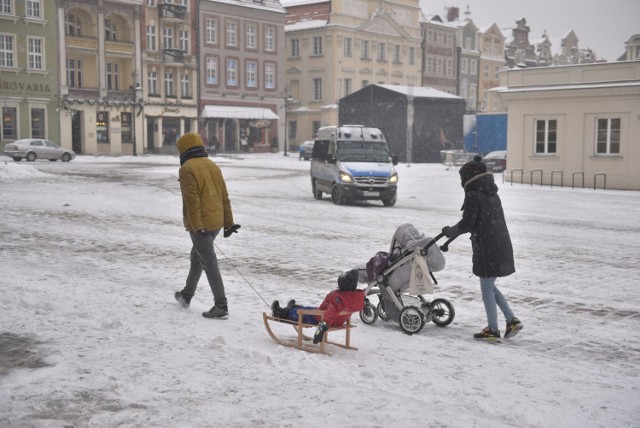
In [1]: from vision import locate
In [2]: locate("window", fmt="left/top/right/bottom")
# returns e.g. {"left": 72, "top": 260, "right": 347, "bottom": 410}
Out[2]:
{"left": 120, "top": 112, "right": 131, "bottom": 143}
{"left": 27, "top": 37, "right": 44, "bottom": 70}
{"left": 264, "top": 26, "right": 274, "bottom": 52}
{"left": 291, "top": 38, "right": 299, "bottom": 57}
{"left": 409, "top": 47, "right": 415, "bottom": 65}
{"left": 181, "top": 74, "right": 190, "bottom": 97}
{"left": 436, "top": 58, "right": 442, "bottom": 74}
{"left": 535, "top": 119, "right": 557, "bottom": 154}
{"left": 264, "top": 63, "right": 274, "bottom": 89}
{"left": 165, "top": 70, "right": 175, "bottom": 96}
{"left": 206, "top": 57, "right": 217, "bottom": 84}
{"left": 344, "top": 78, "right": 352, "bottom": 96}
{"left": 313, "top": 78, "right": 322, "bottom": 101}
{"left": 96, "top": 111, "right": 109, "bottom": 143}
{"left": 446, "top": 59, "right": 452, "bottom": 75}
{"left": 65, "top": 13, "right": 81, "bottom": 36}
{"left": 205, "top": 18, "right": 217, "bottom": 44}
{"left": 246, "top": 23, "right": 256, "bottom": 49}
{"left": 437, "top": 32, "right": 443, "bottom": 44}
{"left": 0, "top": 34, "right": 15, "bottom": 67}
{"left": 393, "top": 45, "right": 401, "bottom": 63}
{"left": 146, "top": 25, "right": 156, "bottom": 50}
{"left": 470, "top": 59, "right": 477, "bottom": 75}
{"left": 313, "top": 36, "right": 322, "bottom": 55}
{"left": 105, "top": 19, "right": 117, "bottom": 40}
{"left": 378, "top": 42, "right": 386, "bottom": 61}
{"left": 0, "top": 0, "right": 12, "bottom": 14}
{"left": 226, "top": 59, "right": 237, "bottom": 86}
{"left": 465, "top": 37, "right": 471, "bottom": 49}
{"left": 226, "top": 21, "right": 237, "bottom": 47}
{"left": 485, "top": 41, "right": 491, "bottom": 53}
{"left": 27, "top": 0, "right": 41, "bottom": 19}
{"left": 179, "top": 30, "right": 189, "bottom": 52}
{"left": 148, "top": 70, "right": 158, "bottom": 95}
{"left": 66, "top": 59, "right": 81, "bottom": 87}
{"left": 2, "top": 107, "right": 17, "bottom": 139}
{"left": 461, "top": 58, "right": 468, "bottom": 73}
{"left": 483, "top": 64, "right": 489, "bottom": 78}
{"left": 344, "top": 37, "right": 352, "bottom": 57}
{"left": 106, "top": 63, "right": 119, "bottom": 90}
{"left": 447, "top": 34, "right": 453, "bottom": 45}
{"left": 163, "top": 28, "right": 173, "bottom": 49}
{"left": 361, "top": 40, "right": 369, "bottom": 59}
{"left": 494, "top": 67, "right": 499, "bottom": 79}
{"left": 30, "top": 108, "right": 45, "bottom": 138}
{"left": 426, "top": 56, "right": 433, "bottom": 73}
{"left": 147, "top": 0, "right": 155, "bottom": 5}
{"left": 246, "top": 61, "right": 257, "bottom": 88}
{"left": 596, "top": 118, "right": 621, "bottom": 155}
{"left": 427, "top": 30, "right": 433, "bottom": 42}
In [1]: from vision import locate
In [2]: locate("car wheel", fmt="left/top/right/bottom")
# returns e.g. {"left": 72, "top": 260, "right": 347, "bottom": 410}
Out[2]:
{"left": 26, "top": 152, "right": 37, "bottom": 162}
{"left": 12, "top": 157, "right": 21, "bottom": 162}
{"left": 312, "top": 181, "right": 322, "bottom": 200}
{"left": 61, "top": 153, "right": 71, "bottom": 162}
{"left": 331, "top": 184, "right": 343, "bottom": 205}
{"left": 382, "top": 194, "right": 397, "bottom": 207}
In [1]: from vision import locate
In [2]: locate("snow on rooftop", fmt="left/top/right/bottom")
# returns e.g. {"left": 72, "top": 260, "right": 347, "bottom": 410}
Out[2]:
{"left": 286, "top": 19, "right": 328, "bottom": 32}
{"left": 205, "top": 0, "right": 285, "bottom": 13}
{"left": 376, "top": 84, "right": 461, "bottom": 99}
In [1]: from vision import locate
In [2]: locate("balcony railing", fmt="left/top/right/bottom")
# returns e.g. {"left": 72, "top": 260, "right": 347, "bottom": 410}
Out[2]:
{"left": 159, "top": 3, "right": 186, "bottom": 20}
{"left": 66, "top": 36, "right": 97, "bottom": 50}
{"left": 106, "top": 40, "right": 134, "bottom": 55}
{"left": 163, "top": 48, "right": 185, "bottom": 62}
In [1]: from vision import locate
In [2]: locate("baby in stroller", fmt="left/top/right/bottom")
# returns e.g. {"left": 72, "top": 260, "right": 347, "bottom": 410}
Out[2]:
{"left": 358, "top": 223, "right": 455, "bottom": 334}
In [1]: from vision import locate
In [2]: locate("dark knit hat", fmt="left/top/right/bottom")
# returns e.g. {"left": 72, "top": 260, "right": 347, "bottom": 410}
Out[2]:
{"left": 337, "top": 269, "right": 359, "bottom": 292}
{"left": 459, "top": 155, "right": 487, "bottom": 186}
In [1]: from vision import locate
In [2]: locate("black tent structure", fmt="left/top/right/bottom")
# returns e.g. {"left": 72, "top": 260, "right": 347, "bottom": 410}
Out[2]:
{"left": 338, "top": 84, "right": 466, "bottom": 163}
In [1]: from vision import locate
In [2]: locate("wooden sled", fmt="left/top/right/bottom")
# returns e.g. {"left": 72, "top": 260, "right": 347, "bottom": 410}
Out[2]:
{"left": 263, "top": 309, "right": 358, "bottom": 355}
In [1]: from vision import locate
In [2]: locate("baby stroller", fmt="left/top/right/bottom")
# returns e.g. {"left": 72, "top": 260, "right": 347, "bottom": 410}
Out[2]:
{"left": 358, "top": 223, "right": 456, "bottom": 335}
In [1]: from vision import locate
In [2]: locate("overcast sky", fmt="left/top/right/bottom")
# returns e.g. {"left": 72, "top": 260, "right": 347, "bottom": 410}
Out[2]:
{"left": 419, "top": 0, "right": 639, "bottom": 61}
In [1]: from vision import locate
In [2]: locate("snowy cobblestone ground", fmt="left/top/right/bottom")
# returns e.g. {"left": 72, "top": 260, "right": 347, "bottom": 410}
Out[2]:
{"left": 1, "top": 154, "right": 639, "bottom": 427}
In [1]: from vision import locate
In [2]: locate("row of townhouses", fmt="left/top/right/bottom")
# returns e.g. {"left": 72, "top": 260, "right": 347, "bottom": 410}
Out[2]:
{"left": 1, "top": 0, "right": 639, "bottom": 158}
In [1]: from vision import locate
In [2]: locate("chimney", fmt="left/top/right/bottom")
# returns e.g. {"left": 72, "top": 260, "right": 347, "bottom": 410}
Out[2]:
{"left": 447, "top": 7, "right": 459, "bottom": 22}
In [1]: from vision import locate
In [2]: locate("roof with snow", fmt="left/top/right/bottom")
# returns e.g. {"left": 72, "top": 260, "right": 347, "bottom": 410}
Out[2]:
{"left": 203, "top": 0, "right": 285, "bottom": 13}
{"left": 285, "top": 19, "right": 328, "bottom": 32}
{"left": 376, "top": 84, "right": 461, "bottom": 99}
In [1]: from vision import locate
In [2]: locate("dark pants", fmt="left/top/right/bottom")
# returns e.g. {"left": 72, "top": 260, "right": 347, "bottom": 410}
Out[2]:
{"left": 182, "top": 230, "right": 227, "bottom": 308}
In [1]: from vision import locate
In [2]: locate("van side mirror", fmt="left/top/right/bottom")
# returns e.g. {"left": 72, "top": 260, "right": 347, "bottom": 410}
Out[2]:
{"left": 391, "top": 154, "right": 399, "bottom": 165}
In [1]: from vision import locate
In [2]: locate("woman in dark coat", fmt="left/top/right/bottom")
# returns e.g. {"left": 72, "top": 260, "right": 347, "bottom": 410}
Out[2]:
{"left": 443, "top": 155, "right": 523, "bottom": 341}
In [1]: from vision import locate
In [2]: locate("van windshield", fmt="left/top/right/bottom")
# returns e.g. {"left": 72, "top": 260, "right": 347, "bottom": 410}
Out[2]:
{"left": 336, "top": 141, "right": 390, "bottom": 163}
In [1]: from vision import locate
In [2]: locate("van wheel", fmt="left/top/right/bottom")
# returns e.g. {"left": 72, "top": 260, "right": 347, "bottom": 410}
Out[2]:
{"left": 382, "top": 194, "right": 397, "bottom": 207}
{"left": 312, "top": 181, "right": 322, "bottom": 200}
{"left": 331, "top": 185, "right": 343, "bottom": 205}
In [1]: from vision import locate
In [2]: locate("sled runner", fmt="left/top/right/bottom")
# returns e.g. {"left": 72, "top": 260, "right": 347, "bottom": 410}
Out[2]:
{"left": 262, "top": 309, "right": 357, "bottom": 355}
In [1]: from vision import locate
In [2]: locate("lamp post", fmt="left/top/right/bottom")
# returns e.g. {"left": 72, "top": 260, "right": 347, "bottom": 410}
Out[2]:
{"left": 283, "top": 96, "right": 293, "bottom": 156}
{"left": 131, "top": 70, "right": 142, "bottom": 156}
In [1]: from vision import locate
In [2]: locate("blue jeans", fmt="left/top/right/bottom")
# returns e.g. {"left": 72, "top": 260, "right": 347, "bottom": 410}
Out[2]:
{"left": 480, "top": 277, "right": 514, "bottom": 332}
{"left": 183, "top": 229, "right": 227, "bottom": 308}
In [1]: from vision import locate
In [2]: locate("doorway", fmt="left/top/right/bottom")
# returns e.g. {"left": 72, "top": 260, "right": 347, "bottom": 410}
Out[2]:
{"left": 71, "top": 110, "right": 82, "bottom": 153}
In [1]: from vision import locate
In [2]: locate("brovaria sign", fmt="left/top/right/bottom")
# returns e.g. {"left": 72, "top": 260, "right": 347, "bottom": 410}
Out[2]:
{"left": 0, "top": 80, "right": 51, "bottom": 94}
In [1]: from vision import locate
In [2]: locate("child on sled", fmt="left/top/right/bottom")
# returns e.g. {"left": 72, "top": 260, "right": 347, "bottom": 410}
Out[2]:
{"left": 271, "top": 269, "right": 365, "bottom": 344}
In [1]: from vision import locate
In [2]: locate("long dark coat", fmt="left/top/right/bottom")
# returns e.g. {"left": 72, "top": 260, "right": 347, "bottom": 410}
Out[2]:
{"left": 453, "top": 174, "right": 515, "bottom": 278}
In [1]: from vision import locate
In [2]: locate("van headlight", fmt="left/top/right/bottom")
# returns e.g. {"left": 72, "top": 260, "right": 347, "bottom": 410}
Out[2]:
{"left": 389, "top": 173, "right": 398, "bottom": 184}
{"left": 339, "top": 171, "right": 353, "bottom": 183}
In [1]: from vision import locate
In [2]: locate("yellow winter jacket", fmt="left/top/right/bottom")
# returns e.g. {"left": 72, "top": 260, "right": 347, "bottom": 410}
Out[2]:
{"left": 179, "top": 157, "right": 234, "bottom": 232}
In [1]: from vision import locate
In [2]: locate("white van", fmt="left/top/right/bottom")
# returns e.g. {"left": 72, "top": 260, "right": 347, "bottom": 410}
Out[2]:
{"left": 310, "top": 125, "right": 398, "bottom": 206}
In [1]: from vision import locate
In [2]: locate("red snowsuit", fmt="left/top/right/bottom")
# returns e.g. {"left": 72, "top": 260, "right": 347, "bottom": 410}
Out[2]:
{"left": 315, "top": 289, "right": 365, "bottom": 327}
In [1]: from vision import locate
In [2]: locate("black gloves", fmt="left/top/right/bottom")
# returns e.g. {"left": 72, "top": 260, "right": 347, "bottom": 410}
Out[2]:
{"left": 442, "top": 225, "right": 460, "bottom": 239}
{"left": 224, "top": 224, "right": 241, "bottom": 238}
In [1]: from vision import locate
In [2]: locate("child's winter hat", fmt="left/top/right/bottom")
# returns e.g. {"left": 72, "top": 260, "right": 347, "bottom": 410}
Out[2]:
{"left": 177, "top": 132, "right": 204, "bottom": 155}
{"left": 459, "top": 155, "right": 487, "bottom": 186}
{"left": 337, "top": 269, "right": 359, "bottom": 292}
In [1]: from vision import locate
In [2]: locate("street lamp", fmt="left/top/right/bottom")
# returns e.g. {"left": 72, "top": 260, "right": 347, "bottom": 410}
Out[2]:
{"left": 284, "top": 95, "right": 293, "bottom": 156}
{"left": 131, "top": 83, "right": 142, "bottom": 156}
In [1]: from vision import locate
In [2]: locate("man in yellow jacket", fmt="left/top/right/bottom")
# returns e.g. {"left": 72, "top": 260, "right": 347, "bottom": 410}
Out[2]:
{"left": 174, "top": 132, "right": 240, "bottom": 319}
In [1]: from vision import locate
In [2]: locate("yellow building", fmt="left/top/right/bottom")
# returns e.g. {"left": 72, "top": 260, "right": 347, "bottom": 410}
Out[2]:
{"left": 58, "top": 0, "right": 143, "bottom": 155}
{"left": 282, "top": 0, "right": 422, "bottom": 146}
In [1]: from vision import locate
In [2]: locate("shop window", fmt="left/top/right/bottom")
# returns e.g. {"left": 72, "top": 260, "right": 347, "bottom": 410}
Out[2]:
{"left": 97, "top": 111, "right": 109, "bottom": 143}
{"left": 2, "top": 107, "right": 17, "bottom": 139}
{"left": 121, "top": 112, "right": 132, "bottom": 143}
{"left": 31, "top": 108, "right": 45, "bottom": 138}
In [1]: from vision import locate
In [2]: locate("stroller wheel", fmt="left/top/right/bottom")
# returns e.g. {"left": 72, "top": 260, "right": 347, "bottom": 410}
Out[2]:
{"left": 399, "top": 306, "right": 425, "bottom": 335}
{"left": 430, "top": 298, "right": 455, "bottom": 327}
{"left": 376, "top": 302, "right": 389, "bottom": 321}
{"left": 360, "top": 302, "right": 378, "bottom": 325}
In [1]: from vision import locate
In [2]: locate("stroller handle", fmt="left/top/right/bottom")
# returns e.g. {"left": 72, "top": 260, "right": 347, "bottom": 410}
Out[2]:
{"left": 420, "top": 232, "right": 458, "bottom": 255}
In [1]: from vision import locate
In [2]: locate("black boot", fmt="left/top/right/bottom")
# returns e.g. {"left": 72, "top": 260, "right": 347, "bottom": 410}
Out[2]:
{"left": 271, "top": 300, "right": 282, "bottom": 318}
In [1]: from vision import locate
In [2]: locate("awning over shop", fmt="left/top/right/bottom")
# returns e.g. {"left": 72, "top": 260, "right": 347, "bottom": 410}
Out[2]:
{"left": 201, "top": 105, "right": 279, "bottom": 120}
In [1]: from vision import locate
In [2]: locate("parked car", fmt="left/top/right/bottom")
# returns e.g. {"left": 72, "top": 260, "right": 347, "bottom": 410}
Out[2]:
{"left": 3, "top": 139, "right": 76, "bottom": 162}
{"left": 298, "top": 140, "right": 314, "bottom": 161}
{"left": 482, "top": 150, "right": 507, "bottom": 172}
